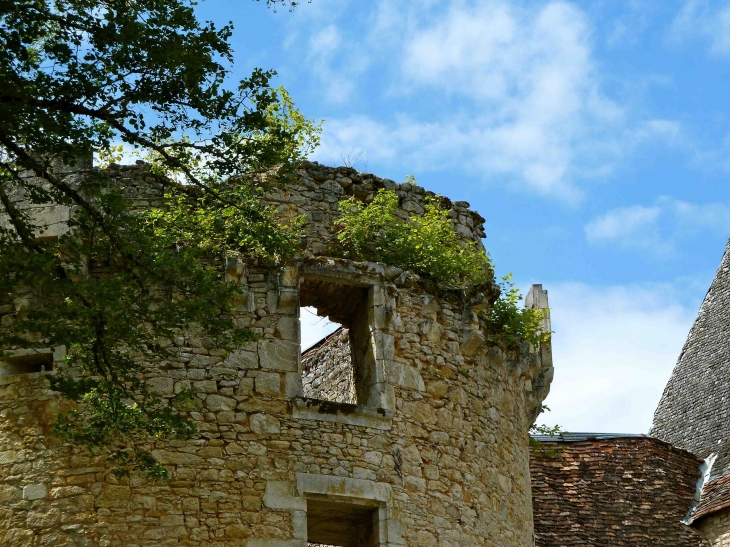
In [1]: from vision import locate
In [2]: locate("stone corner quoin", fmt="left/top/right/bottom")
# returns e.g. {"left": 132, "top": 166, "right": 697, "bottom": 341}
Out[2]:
{"left": 0, "top": 160, "right": 554, "bottom": 547}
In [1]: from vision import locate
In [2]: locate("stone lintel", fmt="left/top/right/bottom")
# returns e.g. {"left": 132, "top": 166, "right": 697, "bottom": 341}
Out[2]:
{"left": 296, "top": 473, "right": 392, "bottom": 504}
{"left": 300, "top": 258, "right": 385, "bottom": 286}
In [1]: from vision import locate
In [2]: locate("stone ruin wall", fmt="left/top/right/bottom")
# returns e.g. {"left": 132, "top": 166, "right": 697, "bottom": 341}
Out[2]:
{"left": 301, "top": 328, "right": 355, "bottom": 405}
{"left": 698, "top": 510, "right": 730, "bottom": 547}
{"left": 0, "top": 161, "right": 554, "bottom": 547}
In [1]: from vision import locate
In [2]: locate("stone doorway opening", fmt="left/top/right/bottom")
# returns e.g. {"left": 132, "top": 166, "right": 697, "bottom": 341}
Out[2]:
{"left": 307, "top": 498, "right": 379, "bottom": 547}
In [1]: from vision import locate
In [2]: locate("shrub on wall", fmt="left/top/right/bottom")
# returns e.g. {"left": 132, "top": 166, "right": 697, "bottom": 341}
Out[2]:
{"left": 333, "top": 188, "right": 550, "bottom": 348}
{"left": 333, "top": 189, "right": 492, "bottom": 290}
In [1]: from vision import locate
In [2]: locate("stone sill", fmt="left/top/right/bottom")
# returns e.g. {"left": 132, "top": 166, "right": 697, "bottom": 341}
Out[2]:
{"left": 292, "top": 397, "right": 393, "bottom": 430}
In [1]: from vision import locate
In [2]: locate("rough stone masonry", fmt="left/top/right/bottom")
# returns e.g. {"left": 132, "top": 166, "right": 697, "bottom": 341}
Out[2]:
{"left": 0, "top": 161, "right": 553, "bottom": 546}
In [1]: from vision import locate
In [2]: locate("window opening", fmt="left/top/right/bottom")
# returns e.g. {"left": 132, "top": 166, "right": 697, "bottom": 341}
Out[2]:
{"left": 307, "top": 499, "right": 379, "bottom": 547}
{"left": 299, "top": 278, "right": 375, "bottom": 407}
{"left": 0, "top": 349, "right": 54, "bottom": 378}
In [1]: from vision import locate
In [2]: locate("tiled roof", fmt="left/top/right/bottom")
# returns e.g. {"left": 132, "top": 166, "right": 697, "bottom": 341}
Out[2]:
{"left": 692, "top": 474, "right": 730, "bottom": 523}
{"left": 652, "top": 239, "right": 730, "bottom": 481}
{"left": 530, "top": 432, "right": 647, "bottom": 442}
{"left": 530, "top": 436, "right": 705, "bottom": 546}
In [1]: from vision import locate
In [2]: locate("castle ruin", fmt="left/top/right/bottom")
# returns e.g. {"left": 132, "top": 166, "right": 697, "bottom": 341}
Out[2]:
{"left": 0, "top": 161, "right": 554, "bottom": 547}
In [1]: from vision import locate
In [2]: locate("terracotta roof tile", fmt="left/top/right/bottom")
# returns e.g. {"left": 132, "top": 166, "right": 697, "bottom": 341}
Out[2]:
{"left": 692, "top": 474, "right": 730, "bottom": 522}
{"left": 531, "top": 436, "right": 705, "bottom": 546}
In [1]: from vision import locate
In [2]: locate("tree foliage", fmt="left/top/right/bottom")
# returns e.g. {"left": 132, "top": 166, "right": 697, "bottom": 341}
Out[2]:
{"left": 0, "top": 0, "right": 319, "bottom": 478}
{"left": 334, "top": 188, "right": 493, "bottom": 290}
{"left": 529, "top": 406, "right": 566, "bottom": 458}
{"left": 484, "top": 274, "right": 551, "bottom": 348}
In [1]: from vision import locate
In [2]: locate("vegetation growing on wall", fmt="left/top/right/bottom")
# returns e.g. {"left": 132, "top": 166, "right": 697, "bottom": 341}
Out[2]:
{"left": 333, "top": 188, "right": 550, "bottom": 347}
{"left": 0, "top": 0, "right": 317, "bottom": 478}
{"left": 529, "top": 407, "right": 566, "bottom": 458}
{"left": 485, "top": 274, "right": 551, "bottom": 348}
{"left": 334, "top": 188, "right": 493, "bottom": 289}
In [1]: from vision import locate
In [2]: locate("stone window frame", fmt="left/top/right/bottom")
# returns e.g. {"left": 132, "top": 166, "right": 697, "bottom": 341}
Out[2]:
{"left": 0, "top": 346, "right": 65, "bottom": 379}
{"left": 291, "top": 261, "right": 395, "bottom": 429}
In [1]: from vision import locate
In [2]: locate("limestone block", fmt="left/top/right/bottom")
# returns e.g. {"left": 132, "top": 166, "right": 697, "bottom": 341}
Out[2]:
{"left": 209, "top": 366, "right": 238, "bottom": 381}
{"left": 26, "top": 509, "right": 60, "bottom": 528}
{"left": 0, "top": 484, "right": 21, "bottom": 503}
{"left": 250, "top": 414, "right": 281, "bottom": 435}
{"left": 279, "top": 266, "right": 299, "bottom": 288}
{"left": 205, "top": 394, "right": 236, "bottom": 411}
{"left": 160, "top": 514, "right": 185, "bottom": 527}
{"left": 460, "top": 328, "right": 486, "bottom": 356}
{"left": 224, "top": 349, "right": 258, "bottom": 370}
{"left": 193, "top": 380, "right": 218, "bottom": 393}
{"left": 427, "top": 380, "right": 449, "bottom": 399}
{"left": 275, "top": 317, "right": 299, "bottom": 342}
{"left": 2, "top": 529, "right": 34, "bottom": 547}
{"left": 255, "top": 372, "right": 281, "bottom": 396}
{"left": 225, "top": 524, "right": 249, "bottom": 539}
{"left": 198, "top": 446, "right": 223, "bottom": 458}
{"left": 95, "top": 485, "right": 130, "bottom": 509}
{"left": 367, "top": 381, "right": 395, "bottom": 411}
{"left": 147, "top": 376, "right": 174, "bottom": 396}
{"left": 387, "top": 362, "right": 425, "bottom": 391}
{"left": 0, "top": 450, "right": 18, "bottom": 464}
{"left": 22, "top": 483, "right": 47, "bottom": 500}
{"left": 296, "top": 473, "right": 392, "bottom": 503}
{"left": 174, "top": 379, "right": 191, "bottom": 394}
{"left": 376, "top": 333, "right": 395, "bottom": 360}
{"left": 182, "top": 497, "right": 200, "bottom": 513}
{"left": 277, "top": 290, "right": 299, "bottom": 314}
{"left": 291, "top": 509, "right": 307, "bottom": 540}
{"left": 259, "top": 340, "right": 298, "bottom": 372}
{"left": 267, "top": 290, "right": 278, "bottom": 312}
{"left": 151, "top": 450, "right": 204, "bottom": 466}
{"left": 284, "top": 372, "right": 302, "bottom": 398}
{"left": 262, "top": 481, "right": 306, "bottom": 510}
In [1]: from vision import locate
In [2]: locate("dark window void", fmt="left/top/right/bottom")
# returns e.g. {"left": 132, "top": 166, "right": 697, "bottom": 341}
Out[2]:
{"left": 0, "top": 351, "right": 53, "bottom": 378}
{"left": 307, "top": 499, "right": 379, "bottom": 547}
{"left": 299, "top": 278, "right": 375, "bottom": 407}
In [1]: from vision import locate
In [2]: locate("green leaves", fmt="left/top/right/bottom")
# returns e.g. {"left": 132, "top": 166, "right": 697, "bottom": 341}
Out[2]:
{"left": 332, "top": 189, "right": 551, "bottom": 350}
{"left": 334, "top": 188, "right": 493, "bottom": 290}
{"left": 529, "top": 406, "right": 566, "bottom": 458}
{"left": 485, "top": 274, "right": 551, "bottom": 348}
{"left": 0, "top": 0, "right": 318, "bottom": 478}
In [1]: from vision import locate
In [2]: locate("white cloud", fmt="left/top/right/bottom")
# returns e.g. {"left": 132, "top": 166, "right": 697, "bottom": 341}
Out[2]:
{"left": 300, "top": 1, "right": 679, "bottom": 201}
{"left": 537, "top": 282, "right": 698, "bottom": 433}
{"left": 673, "top": 199, "right": 730, "bottom": 231}
{"left": 585, "top": 198, "right": 730, "bottom": 255}
{"left": 585, "top": 204, "right": 664, "bottom": 251}
{"left": 669, "top": 0, "right": 730, "bottom": 55}
{"left": 304, "top": 24, "right": 369, "bottom": 104}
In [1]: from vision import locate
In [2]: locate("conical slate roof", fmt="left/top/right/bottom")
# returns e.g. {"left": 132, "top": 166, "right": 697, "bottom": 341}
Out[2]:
{"left": 651, "top": 239, "right": 730, "bottom": 480}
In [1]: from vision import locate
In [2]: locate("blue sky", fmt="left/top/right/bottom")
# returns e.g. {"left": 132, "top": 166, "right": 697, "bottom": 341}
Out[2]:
{"left": 194, "top": 0, "right": 730, "bottom": 433}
